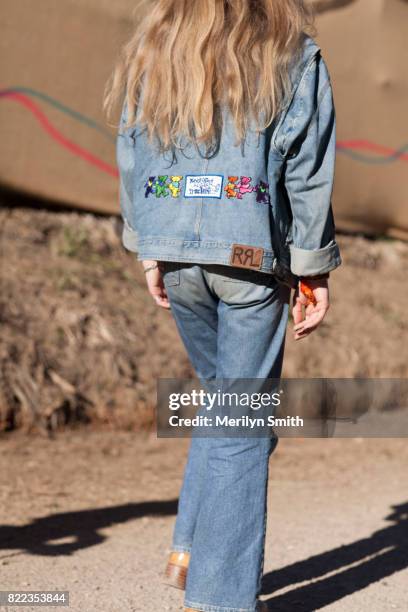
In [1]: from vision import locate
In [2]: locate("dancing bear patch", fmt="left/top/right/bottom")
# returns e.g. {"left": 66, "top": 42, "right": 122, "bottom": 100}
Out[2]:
{"left": 144, "top": 175, "right": 270, "bottom": 203}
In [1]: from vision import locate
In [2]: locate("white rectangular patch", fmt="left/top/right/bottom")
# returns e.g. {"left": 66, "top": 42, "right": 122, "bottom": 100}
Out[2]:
{"left": 184, "top": 175, "right": 224, "bottom": 199}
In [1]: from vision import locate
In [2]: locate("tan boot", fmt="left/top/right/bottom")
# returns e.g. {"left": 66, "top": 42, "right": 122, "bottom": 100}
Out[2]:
{"left": 164, "top": 550, "right": 190, "bottom": 590}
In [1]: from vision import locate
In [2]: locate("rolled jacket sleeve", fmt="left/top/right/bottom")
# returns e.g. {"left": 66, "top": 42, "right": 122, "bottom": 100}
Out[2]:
{"left": 274, "top": 50, "right": 342, "bottom": 277}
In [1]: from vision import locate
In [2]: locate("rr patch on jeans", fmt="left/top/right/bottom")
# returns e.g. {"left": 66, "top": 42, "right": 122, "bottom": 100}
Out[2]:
{"left": 229, "top": 244, "right": 264, "bottom": 270}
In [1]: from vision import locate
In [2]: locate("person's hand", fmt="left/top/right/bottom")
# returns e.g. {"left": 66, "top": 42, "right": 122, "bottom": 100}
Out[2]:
{"left": 292, "top": 278, "right": 330, "bottom": 340}
{"left": 142, "top": 260, "right": 171, "bottom": 309}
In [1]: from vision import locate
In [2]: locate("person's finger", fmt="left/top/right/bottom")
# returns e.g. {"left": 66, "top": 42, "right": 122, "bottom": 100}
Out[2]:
{"left": 158, "top": 278, "right": 168, "bottom": 296}
{"left": 293, "top": 309, "right": 324, "bottom": 331}
{"left": 294, "top": 316, "right": 322, "bottom": 336}
{"left": 293, "top": 309, "right": 327, "bottom": 338}
{"left": 294, "top": 308, "right": 319, "bottom": 327}
{"left": 153, "top": 294, "right": 171, "bottom": 309}
{"left": 292, "top": 296, "right": 304, "bottom": 325}
{"left": 294, "top": 317, "right": 323, "bottom": 335}
{"left": 294, "top": 324, "right": 318, "bottom": 340}
{"left": 148, "top": 284, "right": 171, "bottom": 307}
{"left": 298, "top": 289, "right": 310, "bottom": 305}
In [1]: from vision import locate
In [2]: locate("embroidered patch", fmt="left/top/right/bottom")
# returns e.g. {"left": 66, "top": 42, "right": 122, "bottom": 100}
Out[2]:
{"left": 168, "top": 176, "right": 183, "bottom": 198}
{"left": 184, "top": 175, "right": 224, "bottom": 199}
{"left": 143, "top": 174, "right": 270, "bottom": 203}
{"left": 155, "top": 175, "right": 170, "bottom": 198}
{"left": 254, "top": 180, "right": 270, "bottom": 204}
{"left": 144, "top": 176, "right": 156, "bottom": 198}
{"left": 230, "top": 244, "right": 264, "bottom": 270}
{"left": 237, "top": 176, "right": 254, "bottom": 199}
{"left": 224, "top": 176, "right": 240, "bottom": 199}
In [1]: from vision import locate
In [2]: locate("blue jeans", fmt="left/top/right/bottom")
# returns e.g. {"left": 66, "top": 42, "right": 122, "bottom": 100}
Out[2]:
{"left": 162, "top": 263, "right": 291, "bottom": 612}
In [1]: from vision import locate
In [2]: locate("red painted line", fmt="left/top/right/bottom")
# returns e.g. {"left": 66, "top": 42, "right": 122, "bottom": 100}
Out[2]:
{"left": 2, "top": 89, "right": 406, "bottom": 168}
{"left": 1, "top": 91, "right": 119, "bottom": 178}
{"left": 337, "top": 139, "right": 408, "bottom": 162}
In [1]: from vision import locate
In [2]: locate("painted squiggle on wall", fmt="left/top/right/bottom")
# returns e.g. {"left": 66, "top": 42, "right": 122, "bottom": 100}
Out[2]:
{"left": 0, "top": 87, "right": 406, "bottom": 182}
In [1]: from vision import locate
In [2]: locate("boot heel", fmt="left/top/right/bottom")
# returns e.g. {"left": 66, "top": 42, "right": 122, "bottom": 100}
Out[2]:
{"left": 164, "top": 551, "right": 190, "bottom": 590}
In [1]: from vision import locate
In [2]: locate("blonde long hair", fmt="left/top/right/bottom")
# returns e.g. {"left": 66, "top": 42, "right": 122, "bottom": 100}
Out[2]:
{"left": 104, "top": 0, "right": 315, "bottom": 154}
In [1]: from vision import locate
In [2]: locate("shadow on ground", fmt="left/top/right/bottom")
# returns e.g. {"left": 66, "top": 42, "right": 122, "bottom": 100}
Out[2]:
{"left": 0, "top": 499, "right": 178, "bottom": 556}
{"left": 0, "top": 499, "right": 407, "bottom": 611}
{"left": 262, "top": 501, "right": 408, "bottom": 611}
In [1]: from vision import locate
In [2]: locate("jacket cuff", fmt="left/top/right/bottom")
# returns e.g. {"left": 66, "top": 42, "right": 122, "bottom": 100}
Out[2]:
{"left": 289, "top": 240, "right": 342, "bottom": 276}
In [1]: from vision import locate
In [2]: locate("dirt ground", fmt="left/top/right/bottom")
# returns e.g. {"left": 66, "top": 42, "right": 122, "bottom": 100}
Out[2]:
{"left": 0, "top": 203, "right": 407, "bottom": 433}
{"left": 0, "top": 431, "right": 407, "bottom": 612}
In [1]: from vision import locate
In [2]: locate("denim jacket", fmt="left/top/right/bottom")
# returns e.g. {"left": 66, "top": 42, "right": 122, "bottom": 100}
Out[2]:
{"left": 116, "top": 35, "right": 341, "bottom": 286}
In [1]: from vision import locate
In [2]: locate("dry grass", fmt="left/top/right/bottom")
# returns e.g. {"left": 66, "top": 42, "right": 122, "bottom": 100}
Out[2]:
{"left": 0, "top": 203, "right": 407, "bottom": 433}
{"left": 0, "top": 205, "right": 192, "bottom": 433}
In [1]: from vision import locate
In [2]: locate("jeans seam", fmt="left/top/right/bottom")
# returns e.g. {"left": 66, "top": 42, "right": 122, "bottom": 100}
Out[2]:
{"left": 256, "top": 446, "right": 270, "bottom": 597}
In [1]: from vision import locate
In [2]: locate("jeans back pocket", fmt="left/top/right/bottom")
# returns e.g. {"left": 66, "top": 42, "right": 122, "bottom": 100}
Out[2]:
{"left": 216, "top": 265, "right": 274, "bottom": 288}
{"left": 161, "top": 261, "right": 181, "bottom": 286}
